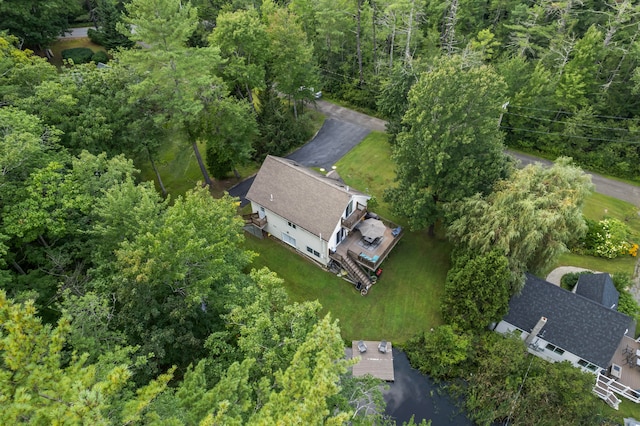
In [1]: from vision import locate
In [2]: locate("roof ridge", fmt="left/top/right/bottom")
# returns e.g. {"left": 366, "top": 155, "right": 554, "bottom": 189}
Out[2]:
{"left": 533, "top": 274, "right": 628, "bottom": 319}
{"left": 268, "top": 155, "right": 359, "bottom": 195}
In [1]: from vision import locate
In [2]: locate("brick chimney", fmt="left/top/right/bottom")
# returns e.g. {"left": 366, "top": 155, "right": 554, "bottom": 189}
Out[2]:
{"left": 525, "top": 316, "right": 547, "bottom": 345}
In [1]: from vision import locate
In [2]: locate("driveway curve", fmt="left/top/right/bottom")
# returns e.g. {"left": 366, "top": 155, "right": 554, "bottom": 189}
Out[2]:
{"left": 286, "top": 118, "right": 369, "bottom": 169}
{"left": 312, "top": 101, "right": 640, "bottom": 207}
{"left": 60, "top": 27, "right": 94, "bottom": 39}
{"left": 229, "top": 118, "right": 370, "bottom": 205}
{"left": 545, "top": 266, "right": 598, "bottom": 286}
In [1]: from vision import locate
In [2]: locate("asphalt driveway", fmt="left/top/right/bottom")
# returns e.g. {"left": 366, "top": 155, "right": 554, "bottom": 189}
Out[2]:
{"left": 229, "top": 118, "right": 370, "bottom": 205}
{"left": 286, "top": 118, "right": 370, "bottom": 169}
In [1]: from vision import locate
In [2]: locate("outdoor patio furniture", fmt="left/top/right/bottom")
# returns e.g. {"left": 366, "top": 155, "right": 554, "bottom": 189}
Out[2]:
{"left": 392, "top": 226, "right": 402, "bottom": 237}
{"left": 358, "top": 340, "right": 368, "bottom": 353}
{"left": 378, "top": 340, "right": 388, "bottom": 353}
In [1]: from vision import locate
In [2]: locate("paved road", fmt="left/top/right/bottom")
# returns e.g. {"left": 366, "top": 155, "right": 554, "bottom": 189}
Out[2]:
{"left": 312, "top": 100, "right": 387, "bottom": 132}
{"left": 508, "top": 151, "right": 640, "bottom": 207}
{"left": 231, "top": 100, "right": 640, "bottom": 207}
{"left": 60, "top": 27, "right": 94, "bottom": 39}
{"left": 229, "top": 117, "right": 370, "bottom": 205}
{"left": 313, "top": 100, "right": 640, "bottom": 207}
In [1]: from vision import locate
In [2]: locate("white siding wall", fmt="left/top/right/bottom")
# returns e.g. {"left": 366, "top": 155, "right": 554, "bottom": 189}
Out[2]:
{"left": 494, "top": 320, "right": 604, "bottom": 375}
{"left": 250, "top": 202, "right": 329, "bottom": 266}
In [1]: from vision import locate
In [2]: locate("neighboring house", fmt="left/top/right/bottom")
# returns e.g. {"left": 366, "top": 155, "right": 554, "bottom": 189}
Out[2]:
{"left": 244, "top": 155, "right": 403, "bottom": 293}
{"left": 495, "top": 273, "right": 634, "bottom": 375}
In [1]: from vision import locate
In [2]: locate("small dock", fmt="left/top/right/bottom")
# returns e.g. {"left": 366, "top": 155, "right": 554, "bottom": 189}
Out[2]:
{"left": 351, "top": 340, "right": 395, "bottom": 381}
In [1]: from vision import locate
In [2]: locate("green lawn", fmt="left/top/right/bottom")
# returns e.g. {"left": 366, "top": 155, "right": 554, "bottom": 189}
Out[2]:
{"left": 543, "top": 192, "right": 640, "bottom": 276}
{"left": 334, "top": 131, "right": 400, "bottom": 223}
{"left": 244, "top": 231, "right": 449, "bottom": 344}
{"left": 137, "top": 135, "right": 210, "bottom": 197}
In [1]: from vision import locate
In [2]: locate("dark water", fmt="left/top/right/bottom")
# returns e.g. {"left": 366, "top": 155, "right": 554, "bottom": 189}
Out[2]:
{"left": 384, "top": 350, "right": 474, "bottom": 425}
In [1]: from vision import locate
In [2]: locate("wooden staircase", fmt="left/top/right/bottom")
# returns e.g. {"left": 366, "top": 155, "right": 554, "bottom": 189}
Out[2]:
{"left": 593, "top": 374, "right": 622, "bottom": 409}
{"left": 342, "top": 254, "right": 372, "bottom": 292}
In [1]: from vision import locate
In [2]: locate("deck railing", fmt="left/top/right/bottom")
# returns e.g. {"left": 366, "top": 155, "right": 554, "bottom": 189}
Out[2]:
{"left": 347, "top": 225, "right": 404, "bottom": 271}
{"left": 341, "top": 202, "right": 367, "bottom": 230}
{"left": 243, "top": 212, "right": 267, "bottom": 228}
{"left": 594, "top": 373, "right": 639, "bottom": 409}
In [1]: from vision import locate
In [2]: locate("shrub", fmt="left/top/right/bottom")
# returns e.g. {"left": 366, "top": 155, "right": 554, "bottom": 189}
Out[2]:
{"left": 61, "top": 47, "right": 94, "bottom": 65}
{"left": 91, "top": 50, "right": 109, "bottom": 64}
{"left": 560, "top": 271, "right": 591, "bottom": 291}
{"left": 579, "top": 217, "right": 633, "bottom": 258}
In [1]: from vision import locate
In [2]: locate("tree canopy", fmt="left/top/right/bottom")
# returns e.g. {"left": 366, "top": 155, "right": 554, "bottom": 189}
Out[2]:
{"left": 447, "top": 157, "right": 594, "bottom": 292}
{"left": 386, "top": 55, "right": 511, "bottom": 232}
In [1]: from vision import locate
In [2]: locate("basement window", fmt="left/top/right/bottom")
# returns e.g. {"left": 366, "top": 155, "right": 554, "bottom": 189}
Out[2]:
{"left": 307, "top": 246, "right": 313, "bottom": 254}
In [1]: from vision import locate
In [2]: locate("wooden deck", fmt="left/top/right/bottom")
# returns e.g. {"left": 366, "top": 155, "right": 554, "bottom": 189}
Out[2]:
{"left": 609, "top": 335, "right": 640, "bottom": 392}
{"left": 351, "top": 340, "right": 395, "bottom": 381}
{"left": 334, "top": 221, "right": 403, "bottom": 271}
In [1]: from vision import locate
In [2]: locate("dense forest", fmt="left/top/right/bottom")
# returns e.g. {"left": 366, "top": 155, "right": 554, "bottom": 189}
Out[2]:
{"left": 1, "top": 0, "right": 639, "bottom": 424}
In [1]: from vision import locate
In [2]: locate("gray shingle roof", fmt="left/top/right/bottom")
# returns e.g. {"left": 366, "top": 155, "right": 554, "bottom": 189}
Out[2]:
{"left": 575, "top": 273, "right": 619, "bottom": 309}
{"left": 503, "top": 274, "right": 634, "bottom": 368}
{"left": 245, "top": 156, "right": 367, "bottom": 239}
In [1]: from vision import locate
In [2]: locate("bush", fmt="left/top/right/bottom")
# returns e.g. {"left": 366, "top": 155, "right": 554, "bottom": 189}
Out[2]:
{"left": 61, "top": 47, "right": 94, "bottom": 65}
{"left": 560, "top": 271, "right": 591, "bottom": 291}
{"left": 579, "top": 217, "right": 633, "bottom": 258}
{"left": 91, "top": 50, "right": 109, "bottom": 64}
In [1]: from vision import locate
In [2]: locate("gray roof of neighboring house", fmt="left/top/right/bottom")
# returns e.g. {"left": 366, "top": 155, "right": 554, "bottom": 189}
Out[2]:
{"left": 503, "top": 274, "right": 634, "bottom": 369}
{"left": 575, "top": 273, "right": 619, "bottom": 309}
{"left": 245, "top": 156, "right": 367, "bottom": 239}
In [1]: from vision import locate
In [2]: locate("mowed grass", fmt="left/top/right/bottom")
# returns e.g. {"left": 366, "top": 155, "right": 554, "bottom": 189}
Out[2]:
{"left": 544, "top": 192, "right": 640, "bottom": 276}
{"left": 244, "top": 131, "right": 449, "bottom": 343}
{"left": 334, "top": 131, "right": 400, "bottom": 223}
{"left": 244, "top": 231, "right": 449, "bottom": 343}
{"left": 137, "top": 135, "right": 210, "bottom": 197}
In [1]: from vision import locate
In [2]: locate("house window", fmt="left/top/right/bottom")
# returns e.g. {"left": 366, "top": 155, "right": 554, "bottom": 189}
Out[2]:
{"left": 545, "top": 343, "right": 565, "bottom": 355}
{"left": 287, "top": 221, "right": 297, "bottom": 229}
{"left": 313, "top": 250, "right": 320, "bottom": 257}
{"left": 578, "top": 359, "right": 597, "bottom": 371}
{"left": 345, "top": 200, "right": 353, "bottom": 217}
{"left": 307, "top": 246, "right": 313, "bottom": 254}
{"left": 282, "top": 233, "right": 296, "bottom": 248}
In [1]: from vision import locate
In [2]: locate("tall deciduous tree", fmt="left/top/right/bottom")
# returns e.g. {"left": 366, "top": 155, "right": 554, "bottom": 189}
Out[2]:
{"left": 387, "top": 55, "right": 510, "bottom": 233}
{"left": 447, "top": 157, "right": 593, "bottom": 292}
{"left": 0, "top": 290, "right": 172, "bottom": 424}
{"left": 0, "top": 34, "right": 58, "bottom": 104}
{"left": 117, "top": 0, "right": 226, "bottom": 187}
{"left": 105, "top": 187, "right": 252, "bottom": 377}
{"left": 442, "top": 249, "right": 511, "bottom": 331}
{"left": 263, "top": 0, "right": 319, "bottom": 119}
{"left": 0, "top": 0, "right": 80, "bottom": 48}
{"left": 209, "top": 8, "right": 268, "bottom": 109}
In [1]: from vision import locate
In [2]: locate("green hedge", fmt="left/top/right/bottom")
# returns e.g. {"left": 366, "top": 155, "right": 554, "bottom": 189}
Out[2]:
{"left": 91, "top": 51, "right": 109, "bottom": 64}
{"left": 62, "top": 47, "right": 94, "bottom": 64}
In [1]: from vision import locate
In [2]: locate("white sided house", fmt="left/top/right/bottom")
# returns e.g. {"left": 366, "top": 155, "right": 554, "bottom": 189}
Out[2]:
{"left": 494, "top": 273, "right": 639, "bottom": 408}
{"left": 244, "top": 156, "right": 403, "bottom": 294}
{"left": 495, "top": 274, "right": 633, "bottom": 375}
